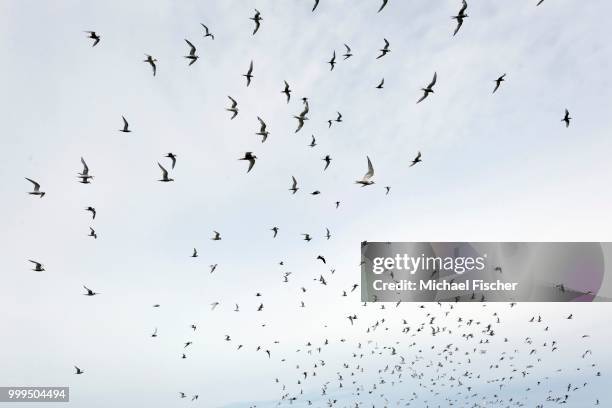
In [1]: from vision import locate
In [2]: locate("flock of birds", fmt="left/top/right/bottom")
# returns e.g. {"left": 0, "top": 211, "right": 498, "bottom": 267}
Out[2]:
{"left": 21, "top": 1, "right": 600, "bottom": 407}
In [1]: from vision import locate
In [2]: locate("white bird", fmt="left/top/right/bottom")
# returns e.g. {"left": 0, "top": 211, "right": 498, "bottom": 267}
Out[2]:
{"left": 355, "top": 156, "right": 375, "bottom": 186}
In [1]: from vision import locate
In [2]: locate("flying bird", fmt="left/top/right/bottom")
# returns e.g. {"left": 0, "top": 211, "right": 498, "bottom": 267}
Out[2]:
{"left": 84, "top": 31, "right": 100, "bottom": 47}
{"left": 29, "top": 260, "right": 45, "bottom": 272}
{"left": 343, "top": 44, "right": 353, "bottom": 59}
{"left": 88, "top": 227, "right": 97, "bottom": 239}
{"left": 191, "top": 248, "right": 198, "bottom": 258}
{"left": 74, "top": 366, "right": 84, "bottom": 375}
{"left": 562, "top": 109, "right": 571, "bottom": 127}
{"left": 25, "top": 178, "right": 45, "bottom": 198}
{"left": 376, "top": 78, "right": 385, "bottom": 89}
{"left": 183, "top": 39, "right": 198, "bottom": 65}
{"left": 211, "top": 231, "right": 222, "bottom": 240}
{"left": 85, "top": 206, "right": 96, "bottom": 219}
{"left": 256, "top": 117, "right": 269, "bottom": 142}
{"left": 309, "top": 135, "right": 317, "bottom": 147}
{"left": 250, "top": 9, "right": 262, "bottom": 35}
{"left": 78, "top": 157, "right": 93, "bottom": 183}
{"left": 289, "top": 176, "right": 299, "bottom": 194}
{"left": 377, "top": 38, "right": 390, "bottom": 59}
{"left": 226, "top": 96, "right": 239, "bottom": 119}
{"left": 493, "top": 74, "right": 506, "bottom": 93}
{"left": 271, "top": 227, "right": 279, "bottom": 238}
{"left": 144, "top": 54, "right": 157, "bottom": 76}
{"left": 83, "top": 285, "right": 98, "bottom": 296}
{"left": 165, "top": 153, "right": 177, "bottom": 169}
{"left": 328, "top": 51, "right": 336, "bottom": 71}
{"left": 157, "top": 162, "right": 174, "bottom": 182}
{"left": 317, "top": 255, "right": 326, "bottom": 264}
{"left": 119, "top": 115, "right": 131, "bottom": 133}
{"left": 209, "top": 263, "right": 218, "bottom": 273}
{"left": 281, "top": 81, "right": 291, "bottom": 103}
{"left": 294, "top": 113, "right": 308, "bottom": 133}
{"left": 417, "top": 72, "right": 437, "bottom": 103}
{"left": 325, "top": 228, "right": 331, "bottom": 240}
{"left": 378, "top": 0, "right": 389, "bottom": 12}
{"left": 323, "top": 155, "right": 332, "bottom": 171}
{"left": 239, "top": 152, "right": 257, "bottom": 173}
{"left": 243, "top": 60, "right": 254, "bottom": 86}
{"left": 452, "top": 0, "right": 468, "bottom": 37}
{"left": 200, "top": 23, "right": 214, "bottom": 40}
{"left": 385, "top": 186, "right": 391, "bottom": 195}
{"left": 410, "top": 151, "right": 422, "bottom": 167}
{"left": 355, "top": 156, "right": 375, "bottom": 186}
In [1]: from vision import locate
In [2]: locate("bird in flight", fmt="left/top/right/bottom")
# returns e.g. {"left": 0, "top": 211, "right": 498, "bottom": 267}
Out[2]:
{"left": 309, "top": 135, "right": 317, "bottom": 147}
{"left": 25, "top": 178, "right": 45, "bottom": 198}
{"left": 417, "top": 72, "right": 437, "bottom": 103}
{"left": 302, "top": 234, "right": 312, "bottom": 242}
{"left": 294, "top": 110, "right": 309, "bottom": 133}
{"left": 289, "top": 176, "right": 299, "bottom": 194}
{"left": 151, "top": 328, "right": 158, "bottom": 338}
{"left": 144, "top": 54, "right": 157, "bottom": 76}
{"left": 250, "top": 9, "right": 263, "bottom": 35}
{"left": 211, "top": 231, "right": 222, "bottom": 240}
{"left": 157, "top": 163, "right": 173, "bottom": 182}
{"left": 29, "top": 260, "right": 45, "bottom": 272}
{"left": 183, "top": 39, "right": 198, "bottom": 65}
{"left": 312, "top": 0, "right": 320, "bottom": 11}
{"left": 88, "top": 227, "right": 97, "bottom": 239}
{"left": 84, "top": 31, "right": 100, "bottom": 47}
{"left": 239, "top": 152, "right": 257, "bottom": 173}
{"left": 85, "top": 206, "right": 96, "bottom": 219}
{"left": 452, "top": 0, "right": 468, "bottom": 37}
{"left": 191, "top": 248, "right": 198, "bottom": 258}
{"left": 243, "top": 60, "right": 254, "bottom": 86}
{"left": 165, "top": 153, "right": 177, "bottom": 169}
{"left": 493, "top": 73, "right": 506, "bottom": 93}
{"left": 343, "top": 44, "right": 353, "bottom": 60}
{"left": 271, "top": 227, "right": 279, "bottom": 238}
{"left": 355, "top": 156, "right": 375, "bottom": 186}
{"left": 377, "top": 38, "right": 391, "bottom": 59}
{"left": 328, "top": 50, "right": 336, "bottom": 71}
{"left": 378, "top": 0, "right": 389, "bottom": 12}
{"left": 256, "top": 117, "right": 269, "bottom": 142}
{"left": 74, "top": 366, "right": 84, "bottom": 375}
{"left": 322, "top": 155, "right": 332, "bottom": 171}
{"left": 200, "top": 23, "right": 214, "bottom": 40}
{"left": 385, "top": 186, "right": 391, "bottom": 195}
{"left": 83, "top": 285, "right": 99, "bottom": 296}
{"left": 226, "top": 96, "right": 238, "bottom": 119}
{"left": 410, "top": 151, "right": 422, "bottom": 167}
{"left": 78, "top": 157, "right": 93, "bottom": 184}
{"left": 119, "top": 115, "right": 131, "bottom": 133}
{"left": 376, "top": 78, "right": 385, "bottom": 89}
{"left": 325, "top": 228, "right": 331, "bottom": 240}
{"left": 562, "top": 109, "right": 571, "bottom": 127}
{"left": 281, "top": 81, "right": 291, "bottom": 103}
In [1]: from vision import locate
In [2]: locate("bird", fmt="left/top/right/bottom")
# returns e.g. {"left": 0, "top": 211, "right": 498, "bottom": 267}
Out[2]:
{"left": 151, "top": 328, "right": 158, "bottom": 338}
{"left": 312, "top": 0, "right": 320, "bottom": 11}
{"left": 289, "top": 176, "right": 299, "bottom": 194}
{"left": 328, "top": 50, "right": 336, "bottom": 71}
{"left": 343, "top": 44, "right": 353, "bottom": 60}
{"left": 256, "top": 117, "right": 269, "bottom": 142}
{"left": 157, "top": 162, "right": 174, "bottom": 182}
{"left": 562, "top": 109, "right": 571, "bottom": 127}
{"left": 452, "top": 0, "right": 468, "bottom": 37}
{"left": 209, "top": 264, "right": 218, "bottom": 273}
{"left": 317, "top": 255, "right": 326, "bottom": 264}
{"left": 323, "top": 155, "right": 332, "bottom": 171}
{"left": 281, "top": 81, "right": 291, "bottom": 103}
{"left": 85, "top": 206, "right": 96, "bottom": 219}
{"left": 410, "top": 151, "right": 422, "bottom": 167}
{"left": 239, "top": 152, "right": 257, "bottom": 173}
{"left": 183, "top": 39, "right": 198, "bottom": 65}
{"left": 309, "top": 135, "right": 317, "bottom": 147}
{"left": 165, "top": 153, "right": 177, "bottom": 169}
{"left": 74, "top": 366, "right": 84, "bottom": 375}
{"left": 385, "top": 186, "right": 391, "bottom": 195}
{"left": 335, "top": 112, "right": 342, "bottom": 123}
{"left": 378, "top": 0, "right": 389, "bottom": 12}
{"left": 250, "top": 9, "right": 262, "bottom": 35}
{"left": 294, "top": 113, "right": 308, "bottom": 133}
{"left": 325, "top": 228, "right": 331, "bottom": 240}
{"left": 78, "top": 157, "right": 93, "bottom": 183}
{"left": 29, "top": 260, "right": 45, "bottom": 272}
{"left": 84, "top": 31, "right": 100, "bottom": 47}
{"left": 377, "top": 39, "right": 390, "bottom": 59}
{"left": 119, "top": 115, "right": 131, "bottom": 133}
{"left": 200, "top": 23, "right": 214, "bottom": 40}
{"left": 271, "top": 227, "right": 279, "bottom": 238}
{"left": 302, "top": 234, "right": 312, "bottom": 242}
{"left": 226, "top": 96, "right": 239, "bottom": 119}
{"left": 493, "top": 74, "right": 506, "bottom": 93}
{"left": 243, "top": 60, "right": 254, "bottom": 86}
{"left": 25, "top": 178, "right": 45, "bottom": 198}
{"left": 83, "top": 285, "right": 98, "bottom": 296}
{"left": 355, "top": 156, "right": 375, "bottom": 186}
{"left": 417, "top": 72, "right": 437, "bottom": 103}
{"left": 376, "top": 78, "right": 385, "bottom": 89}
{"left": 191, "top": 248, "right": 198, "bottom": 258}
{"left": 88, "top": 227, "right": 97, "bottom": 239}
{"left": 144, "top": 54, "right": 157, "bottom": 76}
{"left": 211, "top": 231, "right": 222, "bottom": 240}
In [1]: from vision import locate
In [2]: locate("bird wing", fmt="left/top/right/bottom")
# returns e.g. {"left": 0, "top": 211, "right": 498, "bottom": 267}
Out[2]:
{"left": 364, "top": 156, "right": 374, "bottom": 180}
{"left": 158, "top": 162, "right": 169, "bottom": 178}
{"left": 228, "top": 96, "right": 237, "bottom": 108}
{"left": 378, "top": 0, "right": 388, "bottom": 12}
{"left": 247, "top": 158, "right": 255, "bottom": 172}
{"left": 257, "top": 116, "right": 266, "bottom": 130}
{"left": 344, "top": 43, "right": 351, "bottom": 52}
{"left": 248, "top": 60, "right": 253, "bottom": 74}
{"left": 428, "top": 72, "right": 437, "bottom": 88}
{"left": 80, "top": 157, "right": 89, "bottom": 175}
{"left": 312, "top": 0, "right": 319, "bottom": 11}
{"left": 383, "top": 38, "right": 389, "bottom": 48}
{"left": 416, "top": 92, "right": 428, "bottom": 104}
{"left": 25, "top": 177, "right": 40, "bottom": 191}
{"left": 185, "top": 39, "right": 196, "bottom": 55}
{"left": 459, "top": 0, "right": 468, "bottom": 14}
{"left": 292, "top": 176, "right": 297, "bottom": 188}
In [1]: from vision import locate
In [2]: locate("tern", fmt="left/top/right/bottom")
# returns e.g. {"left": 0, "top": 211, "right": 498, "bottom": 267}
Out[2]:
{"left": 243, "top": 60, "right": 254, "bottom": 86}
{"left": 119, "top": 115, "right": 131, "bottom": 132}
{"left": 281, "top": 81, "right": 291, "bottom": 103}
{"left": 29, "top": 260, "right": 45, "bottom": 272}
{"left": 144, "top": 54, "right": 157, "bottom": 76}
{"left": 184, "top": 39, "right": 198, "bottom": 65}
{"left": 256, "top": 117, "right": 269, "bottom": 142}
{"left": 493, "top": 74, "right": 506, "bottom": 93}
{"left": 226, "top": 96, "right": 238, "bottom": 119}
{"left": 200, "top": 23, "right": 214, "bottom": 40}
{"left": 239, "top": 152, "right": 257, "bottom": 173}
{"left": 355, "top": 156, "right": 375, "bottom": 186}
{"left": 84, "top": 31, "right": 100, "bottom": 47}
{"left": 417, "top": 72, "right": 437, "bottom": 103}
{"left": 289, "top": 176, "right": 299, "bottom": 194}
{"left": 250, "top": 9, "right": 262, "bottom": 35}
{"left": 410, "top": 151, "right": 422, "bottom": 167}
{"left": 25, "top": 178, "right": 45, "bottom": 198}
{"left": 452, "top": 0, "right": 468, "bottom": 37}
{"left": 377, "top": 39, "right": 390, "bottom": 59}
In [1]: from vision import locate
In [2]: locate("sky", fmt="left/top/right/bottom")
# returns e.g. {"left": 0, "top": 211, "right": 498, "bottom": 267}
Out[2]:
{"left": 1, "top": 0, "right": 612, "bottom": 407}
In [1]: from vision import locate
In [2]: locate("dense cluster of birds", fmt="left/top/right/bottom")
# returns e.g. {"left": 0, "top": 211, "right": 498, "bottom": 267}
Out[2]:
{"left": 20, "top": 1, "right": 599, "bottom": 407}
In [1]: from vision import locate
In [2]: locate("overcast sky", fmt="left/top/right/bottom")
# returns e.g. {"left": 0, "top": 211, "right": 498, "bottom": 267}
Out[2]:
{"left": 1, "top": 0, "right": 612, "bottom": 407}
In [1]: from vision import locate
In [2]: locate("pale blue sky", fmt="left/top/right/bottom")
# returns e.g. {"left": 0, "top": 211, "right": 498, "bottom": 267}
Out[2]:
{"left": 1, "top": 0, "right": 611, "bottom": 407}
